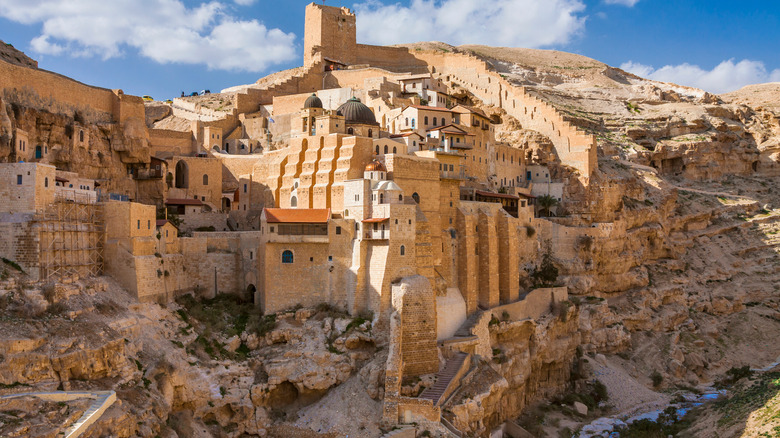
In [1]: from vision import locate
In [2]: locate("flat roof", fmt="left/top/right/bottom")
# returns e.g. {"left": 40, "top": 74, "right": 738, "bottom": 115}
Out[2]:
{"left": 264, "top": 208, "right": 330, "bottom": 224}
{"left": 475, "top": 190, "right": 519, "bottom": 200}
{"left": 165, "top": 198, "right": 204, "bottom": 206}
{"left": 362, "top": 217, "right": 389, "bottom": 223}
{"left": 408, "top": 105, "right": 454, "bottom": 113}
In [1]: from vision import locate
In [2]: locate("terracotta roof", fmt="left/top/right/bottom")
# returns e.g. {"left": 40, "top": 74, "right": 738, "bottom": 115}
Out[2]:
{"left": 156, "top": 219, "right": 178, "bottom": 228}
{"left": 264, "top": 208, "right": 330, "bottom": 224}
{"left": 452, "top": 104, "right": 488, "bottom": 118}
{"left": 165, "top": 198, "right": 203, "bottom": 206}
{"left": 390, "top": 132, "right": 423, "bottom": 138}
{"left": 427, "top": 124, "right": 475, "bottom": 136}
{"left": 362, "top": 217, "right": 389, "bottom": 223}
{"left": 475, "top": 190, "right": 519, "bottom": 200}
{"left": 408, "top": 105, "right": 454, "bottom": 113}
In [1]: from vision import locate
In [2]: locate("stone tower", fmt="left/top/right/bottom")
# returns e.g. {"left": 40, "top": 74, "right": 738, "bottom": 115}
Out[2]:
{"left": 303, "top": 3, "right": 358, "bottom": 67}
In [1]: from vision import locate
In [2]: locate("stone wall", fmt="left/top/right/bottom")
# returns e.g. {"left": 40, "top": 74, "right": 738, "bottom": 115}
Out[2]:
{"left": 391, "top": 276, "right": 439, "bottom": 376}
{"left": 490, "top": 287, "right": 568, "bottom": 321}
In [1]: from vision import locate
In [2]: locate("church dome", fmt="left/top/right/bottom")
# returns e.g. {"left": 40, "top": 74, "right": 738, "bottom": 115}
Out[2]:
{"left": 365, "top": 158, "right": 387, "bottom": 173}
{"left": 337, "top": 97, "right": 377, "bottom": 125}
{"left": 304, "top": 93, "right": 323, "bottom": 109}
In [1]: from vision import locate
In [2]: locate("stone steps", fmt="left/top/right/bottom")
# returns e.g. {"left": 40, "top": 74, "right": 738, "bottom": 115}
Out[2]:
{"left": 453, "top": 311, "right": 483, "bottom": 338}
{"left": 419, "top": 352, "right": 468, "bottom": 404}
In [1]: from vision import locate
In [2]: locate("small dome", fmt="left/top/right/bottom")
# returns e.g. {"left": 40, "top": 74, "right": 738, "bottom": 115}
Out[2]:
{"left": 337, "top": 97, "right": 377, "bottom": 125}
{"left": 304, "top": 93, "right": 323, "bottom": 109}
{"left": 374, "top": 180, "right": 402, "bottom": 191}
{"left": 365, "top": 158, "right": 387, "bottom": 173}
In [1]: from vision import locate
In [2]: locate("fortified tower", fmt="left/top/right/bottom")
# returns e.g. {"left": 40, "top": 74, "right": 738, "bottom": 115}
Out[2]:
{"left": 303, "top": 3, "right": 358, "bottom": 67}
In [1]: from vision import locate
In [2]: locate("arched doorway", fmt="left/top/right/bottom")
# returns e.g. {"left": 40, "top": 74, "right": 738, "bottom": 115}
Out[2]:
{"left": 175, "top": 161, "right": 188, "bottom": 188}
{"left": 222, "top": 198, "right": 231, "bottom": 211}
{"left": 247, "top": 284, "right": 257, "bottom": 304}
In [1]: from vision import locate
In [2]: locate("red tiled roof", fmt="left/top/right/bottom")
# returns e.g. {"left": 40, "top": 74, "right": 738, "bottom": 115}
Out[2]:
{"left": 165, "top": 198, "right": 203, "bottom": 206}
{"left": 427, "top": 124, "right": 475, "bottom": 136}
{"left": 362, "top": 217, "right": 389, "bottom": 223}
{"left": 475, "top": 190, "right": 519, "bottom": 200}
{"left": 264, "top": 208, "right": 330, "bottom": 224}
{"left": 452, "top": 104, "right": 488, "bottom": 118}
{"left": 390, "top": 132, "right": 423, "bottom": 138}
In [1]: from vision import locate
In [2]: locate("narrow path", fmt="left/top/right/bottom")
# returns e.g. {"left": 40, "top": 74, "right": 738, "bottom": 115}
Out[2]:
{"left": 419, "top": 352, "right": 468, "bottom": 405}
{"left": 0, "top": 390, "right": 116, "bottom": 438}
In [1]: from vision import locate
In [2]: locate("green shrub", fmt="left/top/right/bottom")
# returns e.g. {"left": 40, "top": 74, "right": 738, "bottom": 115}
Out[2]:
{"left": 651, "top": 371, "right": 664, "bottom": 387}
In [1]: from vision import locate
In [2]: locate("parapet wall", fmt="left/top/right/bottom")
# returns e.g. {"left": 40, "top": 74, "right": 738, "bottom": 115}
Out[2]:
{"left": 490, "top": 287, "right": 568, "bottom": 321}
{"left": 0, "top": 59, "right": 144, "bottom": 125}
{"left": 409, "top": 51, "right": 597, "bottom": 179}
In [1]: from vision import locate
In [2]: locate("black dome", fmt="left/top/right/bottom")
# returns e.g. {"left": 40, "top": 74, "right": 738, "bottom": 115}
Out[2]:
{"left": 336, "top": 97, "right": 377, "bottom": 125}
{"left": 304, "top": 93, "right": 323, "bottom": 109}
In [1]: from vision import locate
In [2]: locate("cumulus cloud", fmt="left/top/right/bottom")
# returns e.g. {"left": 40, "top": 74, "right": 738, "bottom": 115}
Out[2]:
{"left": 0, "top": 0, "right": 296, "bottom": 72}
{"left": 620, "top": 59, "right": 780, "bottom": 94}
{"left": 604, "top": 0, "right": 639, "bottom": 6}
{"left": 353, "top": 0, "right": 587, "bottom": 48}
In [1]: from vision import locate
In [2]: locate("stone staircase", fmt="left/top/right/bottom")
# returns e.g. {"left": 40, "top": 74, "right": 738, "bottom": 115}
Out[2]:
{"left": 419, "top": 352, "right": 468, "bottom": 405}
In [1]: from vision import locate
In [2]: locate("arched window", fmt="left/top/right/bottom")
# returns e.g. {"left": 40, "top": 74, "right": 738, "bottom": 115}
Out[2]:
{"left": 175, "top": 161, "right": 188, "bottom": 188}
{"left": 368, "top": 129, "right": 373, "bottom": 137}
{"left": 412, "top": 192, "right": 420, "bottom": 204}
{"left": 393, "top": 147, "right": 397, "bottom": 154}
{"left": 411, "top": 119, "right": 415, "bottom": 128}
{"left": 380, "top": 193, "right": 384, "bottom": 204}
{"left": 424, "top": 116, "right": 429, "bottom": 125}
{"left": 376, "top": 145, "right": 380, "bottom": 154}
{"left": 203, "top": 174, "right": 208, "bottom": 185}
{"left": 384, "top": 145, "right": 388, "bottom": 154}
{"left": 433, "top": 117, "right": 437, "bottom": 126}
{"left": 400, "top": 245, "right": 405, "bottom": 256}
{"left": 347, "top": 127, "right": 354, "bottom": 135}
{"left": 282, "top": 250, "right": 294, "bottom": 264}
{"left": 290, "top": 196, "right": 298, "bottom": 207}
{"left": 398, "top": 194, "right": 403, "bottom": 201}
{"left": 405, "top": 117, "right": 409, "bottom": 126}
{"left": 79, "top": 130, "right": 84, "bottom": 142}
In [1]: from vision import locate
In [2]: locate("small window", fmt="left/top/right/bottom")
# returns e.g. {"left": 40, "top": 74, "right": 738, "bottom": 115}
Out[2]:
{"left": 328, "top": 255, "right": 333, "bottom": 261}
{"left": 44, "top": 177, "right": 48, "bottom": 188}
{"left": 250, "top": 251, "right": 254, "bottom": 260}
{"left": 166, "top": 230, "right": 169, "bottom": 237}
{"left": 384, "top": 145, "right": 388, "bottom": 154}
{"left": 412, "top": 192, "right": 420, "bottom": 204}
{"left": 282, "top": 250, "right": 294, "bottom": 264}
{"left": 310, "top": 257, "right": 314, "bottom": 262}
{"left": 400, "top": 245, "right": 405, "bottom": 256}
{"left": 137, "top": 220, "right": 140, "bottom": 230}
{"left": 398, "top": 194, "right": 403, "bottom": 201}
{"left": 393, "top": 147, "right": 397, "bottom": 153}
{"left": 203, "top": 174, "right": 208, "bottom": 185}
{"left": 16, "top": 175, "right": 22, "bottom": 185}
{"left": 270, "top": 226, "right": 275, "bottom": 233}
{"left": 336, "top": 226, "right": 342, "bottom": 235}
{"left": 147, "top": 220, "right": 151, "bottom": 229}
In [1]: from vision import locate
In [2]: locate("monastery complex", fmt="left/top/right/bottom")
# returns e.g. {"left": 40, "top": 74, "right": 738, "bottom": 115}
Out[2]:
{"left": 0, "top": 3, "right": 612, "bottom": 431}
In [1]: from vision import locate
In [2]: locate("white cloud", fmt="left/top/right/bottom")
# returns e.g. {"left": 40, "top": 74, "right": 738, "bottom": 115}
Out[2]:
{"left": 604, "top": 0, "right": 639, "bottom": 6}
{"left": 0, "top": 0, "right": 296, "bottom": 72}
{"left": 233, "top": 0, "right": 257, "bottom": 5}
{"left": 620, "top": 59, "right": 780, "bottom": 94}
{"left": 353, "top": 0, "right": 587, "bottom": 48}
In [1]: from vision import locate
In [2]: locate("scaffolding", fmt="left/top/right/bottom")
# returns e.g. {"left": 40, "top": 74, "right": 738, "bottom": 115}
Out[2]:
{"left": 36, "top": 191, "right": 105, "bottom": 281}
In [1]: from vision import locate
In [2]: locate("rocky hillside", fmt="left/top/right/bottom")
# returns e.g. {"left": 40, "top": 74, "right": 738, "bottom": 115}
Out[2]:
{"left": 0, "top": 40, "right": 37, "bottom": 69}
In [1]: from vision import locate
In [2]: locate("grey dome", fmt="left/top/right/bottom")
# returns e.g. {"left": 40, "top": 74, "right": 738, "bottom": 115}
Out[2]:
{"left": 304, "top": 93, "right": 323, "bottom": 109}
{"left": 337, "top": 97, "right": 377, "bottom": 125}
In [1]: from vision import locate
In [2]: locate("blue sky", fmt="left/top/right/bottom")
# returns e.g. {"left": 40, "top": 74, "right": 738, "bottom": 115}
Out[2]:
{"left": 0, "top": 0, "right": 778, "bottom": 99}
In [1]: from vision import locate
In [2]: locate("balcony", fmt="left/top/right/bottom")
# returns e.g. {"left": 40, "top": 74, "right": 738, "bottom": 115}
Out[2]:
{"left": 440, "top": 169, "right": 468, "bottom": 180}
{"left": 364, "top": 229, "right": 390, "bottom": 240}
{"left": 134, "top": 168, "right": 163, "bottom": 180}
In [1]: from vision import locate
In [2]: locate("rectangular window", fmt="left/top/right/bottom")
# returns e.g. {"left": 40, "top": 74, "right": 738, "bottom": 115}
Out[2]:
{"left": 244, "top": 184, "right": 248, "bottom": 193}
{"left": 137, "top": 220, "right": 140, "bottom": 229}
{"left": 147, "top": 220, "right": 151, "bottom": 229}
{"left": 16, "top": 175, "right": 22, "bottom": 185}
{"left": 270, "top": 226, "right": 274, "bottom": 233}
{"left": 336, "top": 226, "right": 342, "bottom": 235}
